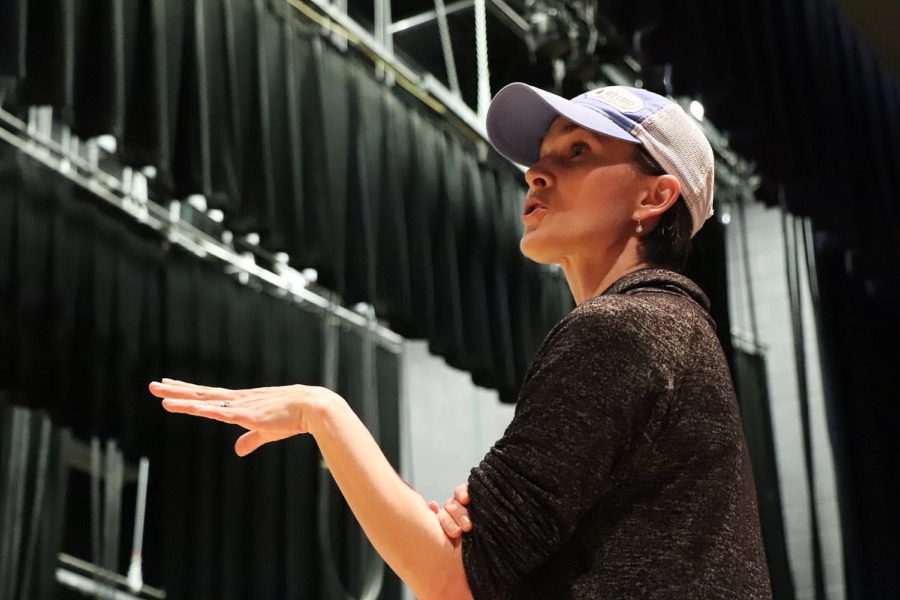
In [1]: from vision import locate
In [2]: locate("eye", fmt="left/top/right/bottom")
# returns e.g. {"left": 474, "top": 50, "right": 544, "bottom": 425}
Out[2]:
{"left": 570, "top": 142, "right": 589, "bottom": 157}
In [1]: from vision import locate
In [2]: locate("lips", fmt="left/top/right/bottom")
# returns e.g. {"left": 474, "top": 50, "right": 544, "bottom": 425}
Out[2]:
{"left": 523, "top": 197, "right": 547, "bottom": 217}
{"left": 521, "top": 198, "right": 549, "bottom": 225}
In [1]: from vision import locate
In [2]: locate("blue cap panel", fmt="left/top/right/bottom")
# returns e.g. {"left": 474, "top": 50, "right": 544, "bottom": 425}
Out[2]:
{"left": 571, "top": 87, "right": 672, "bottom": 134}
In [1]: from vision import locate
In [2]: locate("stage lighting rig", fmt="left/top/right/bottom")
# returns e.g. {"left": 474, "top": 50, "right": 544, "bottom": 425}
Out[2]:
{"left": 524, "top": 0, "right": 627, "bottom": 88}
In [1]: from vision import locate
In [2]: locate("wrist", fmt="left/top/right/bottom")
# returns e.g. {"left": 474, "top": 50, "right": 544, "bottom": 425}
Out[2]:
{"left": 302, "top": 386, "right": 346, "bottom": 437}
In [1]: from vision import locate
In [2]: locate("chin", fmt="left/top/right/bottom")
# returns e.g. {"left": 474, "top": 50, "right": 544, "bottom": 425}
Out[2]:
{"left": 519, "top": 232, "right": 561, "bottom": 264}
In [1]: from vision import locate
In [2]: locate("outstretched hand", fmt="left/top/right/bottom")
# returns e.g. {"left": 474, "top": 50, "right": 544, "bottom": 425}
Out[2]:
{"left": 149, "top": 378, "right": 337, "bottom": 456}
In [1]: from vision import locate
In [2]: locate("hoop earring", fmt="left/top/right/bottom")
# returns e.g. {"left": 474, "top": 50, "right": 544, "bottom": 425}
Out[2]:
{"left": 635, "top": 220, "right": 644, "bottom": 235}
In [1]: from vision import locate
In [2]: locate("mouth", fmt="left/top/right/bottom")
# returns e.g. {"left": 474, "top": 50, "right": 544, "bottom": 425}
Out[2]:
{"left": 523, "top": 197, "right": 547, "bottom": 217}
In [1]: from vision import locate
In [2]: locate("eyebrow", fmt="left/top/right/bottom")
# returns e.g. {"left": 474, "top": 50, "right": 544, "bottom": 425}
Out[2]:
{"left": 539, "top": 122, "right": 597, "bottom": 155}
{"left": 540, "top": 122, "right": 580, "bottom": 144}
{"left": 558, "top": 122, "right": 582, "bottom": 135}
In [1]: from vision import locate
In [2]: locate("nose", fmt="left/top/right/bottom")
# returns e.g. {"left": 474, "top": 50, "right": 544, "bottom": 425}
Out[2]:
{"left": 525, "top": 162, "right": 554, "bottom": 190}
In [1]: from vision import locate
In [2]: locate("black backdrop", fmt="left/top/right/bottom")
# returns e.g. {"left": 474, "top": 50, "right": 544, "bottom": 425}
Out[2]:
{"left": 0, "top": 0, "right": 798, "bottom": 597}
{"left": 620, "top": 2, "right": 900, "bottom": 596}
{"left": 0, "top": 146, "right": 404, "bottom": 598}
{"left": 0, "top": 0, "right": 577, "bottom": 404}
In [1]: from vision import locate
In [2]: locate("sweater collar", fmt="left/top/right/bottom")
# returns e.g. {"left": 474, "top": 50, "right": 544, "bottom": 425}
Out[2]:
{"left": 601, "top": 268, "right": 712, "bottom": 313}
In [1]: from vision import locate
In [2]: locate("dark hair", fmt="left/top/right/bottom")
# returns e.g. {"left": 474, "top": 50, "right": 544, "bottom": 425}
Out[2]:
{"left": 632, "top": 146, "right": 694, "bottom": 271}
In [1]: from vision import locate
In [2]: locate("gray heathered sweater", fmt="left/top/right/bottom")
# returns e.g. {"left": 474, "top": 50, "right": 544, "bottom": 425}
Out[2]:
{"left": 461, "top": 268, "right": 772, "bottom": 599}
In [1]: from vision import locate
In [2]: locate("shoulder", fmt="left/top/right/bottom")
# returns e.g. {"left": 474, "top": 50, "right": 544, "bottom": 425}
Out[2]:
{"left": 534, "top": 296, "right": 660, "bottom": 370}
{"left": 572, "top": 293, "right": 662, "bottom": 324}
{"left": 551, "top": 293, "right": 664, "bottom": 343}
{"left": 537, "top": 291, "right": 706, "bottom": 377}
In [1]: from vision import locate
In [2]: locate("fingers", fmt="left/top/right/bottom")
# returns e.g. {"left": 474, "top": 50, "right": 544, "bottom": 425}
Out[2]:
{"left": 235, "top": 430, "right": 267, "bottom": 457}
{"left": 149, "top": 379, "right": 237, "bottom": 402}
{"left": 432, "top": 483, "right": 472, "bottom": 540}
{"left": 435, "top": 505, "right": 463, "bottom": 539}
{"left": 161, "top": 377, "right": 229, "bottom": 389}
{"left": 454, "top": 483, "right": 470, "bottom": 505}
{"left": 160, "top": 399, "right": 249, "bottom": 428}
{"left": 444, "top": 497, "right": 472, "bottom": 532}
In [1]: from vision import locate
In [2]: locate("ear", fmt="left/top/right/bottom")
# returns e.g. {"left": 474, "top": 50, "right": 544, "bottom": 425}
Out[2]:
{"left": 634, "top": 174, "right": 681, "bottom": 222}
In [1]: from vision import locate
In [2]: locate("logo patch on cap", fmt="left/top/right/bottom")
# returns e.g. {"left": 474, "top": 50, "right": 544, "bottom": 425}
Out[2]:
{"left": 586, "top": 88, "right": 644, "bottom": 113}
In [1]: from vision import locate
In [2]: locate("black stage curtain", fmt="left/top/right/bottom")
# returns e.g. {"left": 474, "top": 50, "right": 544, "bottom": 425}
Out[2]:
{"left": 0, "top": 404, "right": 70, "bottom": 600}
{"left": 733, "top": 348, "right": 795, "bottom": 600}
{"left": 344, "top": 63, "right": 382, "bottom": 306}
{"left": 315, "top": 39, "right": 352, "bottom": 295}
{"left": 372, "top": 92, "right": 414, "bottom": 330}
{"left": 120, "top": 0, "right": 171, "bottom": 175}
{"left": 70, "top": 0, "right": 126, "bottom": 139}
{"left": 684, "top": 215, "right": 735, "bottom": 373}
{"left": 11, "top": 0, "right": 75, "bottom": 123}
{"left": 618, "top": 0, "right": 900, "bottom": 592}
{"left": 0, "top": 145, "right": 403, "bottom": 599}
{"left": 0, "top": 0, "right": 574, "bottom": 405}
{"left": 470, "top": 167, "right": 516, "bottom": 392}
{"left": 0, "top": 0, "right": 26, "bottom": 103}
{"left": 0, "top": 0, "right": 795, "bottom": 594}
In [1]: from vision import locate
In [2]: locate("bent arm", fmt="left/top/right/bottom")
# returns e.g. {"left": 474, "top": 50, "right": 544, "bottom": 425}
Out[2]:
{"left": 309, "top": 395, "right": 474, "bottom": 600}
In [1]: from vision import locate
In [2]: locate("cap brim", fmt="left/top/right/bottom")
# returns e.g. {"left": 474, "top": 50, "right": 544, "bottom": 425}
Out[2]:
{"left": 486, "top": 83, "right": 640, "bottom": 166}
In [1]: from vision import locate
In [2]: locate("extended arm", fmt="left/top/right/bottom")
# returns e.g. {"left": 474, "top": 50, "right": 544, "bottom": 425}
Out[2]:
{"left": 150, "top": 379, "right": 473, "bottom": 600}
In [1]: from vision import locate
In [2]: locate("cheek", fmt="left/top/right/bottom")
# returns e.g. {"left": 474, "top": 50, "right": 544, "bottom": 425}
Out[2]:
{"left": 573, "top": 169, "right": 640, "bottom": 221}
{"left": 558, "top": 176, "right": 627, "bottom": 229}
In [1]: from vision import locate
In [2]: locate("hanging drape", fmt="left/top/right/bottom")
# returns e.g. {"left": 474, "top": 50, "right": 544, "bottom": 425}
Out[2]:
{"left": 0, "top": 144, "right": 404, "bottom": 598}
{"left": 0, "top": 404, "right": 70, "bottom": 600}
{"left": 2, "top": 0, "right": 578, "bottom": 404}
{"left": 0, "top": 0, "right": 795, "bottom": 596}
{"left": 733, "top": 348, "right": 796, "bottom": 600}
{"left": 616, "top": 0, "right": 900, "bottom": 594}
{"left": 0, "top": 0, "right": 580, "bottom": 589}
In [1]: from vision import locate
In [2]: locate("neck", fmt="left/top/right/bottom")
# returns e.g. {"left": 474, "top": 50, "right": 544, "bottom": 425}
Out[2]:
{"left": 558, "top": 241, "right": 650, "bottom": 305}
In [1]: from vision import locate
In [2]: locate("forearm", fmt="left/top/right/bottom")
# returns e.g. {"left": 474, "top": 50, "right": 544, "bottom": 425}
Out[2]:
{"left": 308, "top": 393, "right": 472, "bottom": 600}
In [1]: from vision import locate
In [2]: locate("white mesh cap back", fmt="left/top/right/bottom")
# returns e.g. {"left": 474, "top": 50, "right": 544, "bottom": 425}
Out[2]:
{"left": 631, "top": 103, "right": 715, "bottom": 238}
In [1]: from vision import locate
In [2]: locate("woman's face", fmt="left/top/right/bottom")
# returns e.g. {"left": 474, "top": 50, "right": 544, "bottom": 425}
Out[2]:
{"left": 520, "top": 117, "right": 648, "bottom": 265}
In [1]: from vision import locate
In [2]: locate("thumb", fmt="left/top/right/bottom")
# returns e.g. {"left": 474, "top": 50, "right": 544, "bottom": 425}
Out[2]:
{"left": 235, "top": 430, "right": 267, "bottom": 457}
{"left": 427, "top": 501, "right": 440, "bottom": 514}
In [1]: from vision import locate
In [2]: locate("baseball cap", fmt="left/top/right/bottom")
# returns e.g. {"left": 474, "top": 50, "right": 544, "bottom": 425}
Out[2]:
{"left": 486, "top": 83, "right": 715, "bottom": 237}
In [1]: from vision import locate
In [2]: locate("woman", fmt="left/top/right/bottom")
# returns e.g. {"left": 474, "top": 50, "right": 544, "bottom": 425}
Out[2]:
{"left": 151, "top": 83, "right": 771, "bottom": 599}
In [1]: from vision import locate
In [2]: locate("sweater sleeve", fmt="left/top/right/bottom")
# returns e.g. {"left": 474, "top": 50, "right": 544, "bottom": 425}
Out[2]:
{"left": 461, "top": 299, "right": 673, "bottom": 599}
